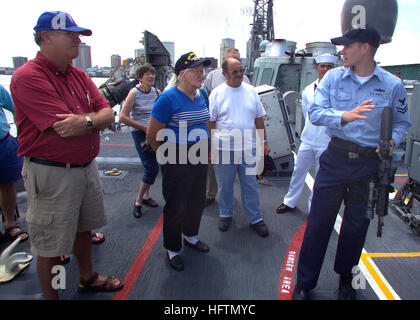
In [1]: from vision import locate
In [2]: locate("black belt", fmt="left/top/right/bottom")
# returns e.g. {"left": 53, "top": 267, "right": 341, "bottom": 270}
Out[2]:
{"left": 30, "top": 157, "right": 92, "bottom": 168}
{"left": 0, "top": 132, "right": 10, "bottom": 143}
{"left": 329, "top": 137, "right": 378, "bottom": 159}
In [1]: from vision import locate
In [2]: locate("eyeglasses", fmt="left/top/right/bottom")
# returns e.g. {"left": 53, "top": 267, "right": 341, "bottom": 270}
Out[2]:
{"left": 186, "top": 68, "right": 205, "bottom": 76}
{"left": 229, "top": 68, "right": 246, "bottom": 75}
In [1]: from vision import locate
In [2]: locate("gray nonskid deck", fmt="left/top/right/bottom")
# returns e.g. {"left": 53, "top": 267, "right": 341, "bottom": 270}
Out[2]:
{"left": 0, "top": 129, "right": 418, "bottom": 301}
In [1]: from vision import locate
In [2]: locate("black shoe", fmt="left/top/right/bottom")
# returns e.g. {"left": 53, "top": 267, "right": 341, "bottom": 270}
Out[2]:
{"left": 143, "top": 198, "right": 158, "bottom": 208}
{"left": 218, "top": 217, "right": 232, "bottom": 232}
{"left": 250, "top": 221, "right": 269, "bottom": 237}
{"left": 183, "top": 239, "right": 210, "bottom": 253}
{"left": 276, "top": 203, "right": 295, "bottom": 214}
{"left": 133, "top": 205, "right": 142, "bottom": 218}
{"left": 292, "top": 285, "right": 311, "bottom": 300}
{"left": 337, "top": 275, "right": 356, "bottom": 300}
{"left": 167, "top": 253, "right": 184, "bottom": 271}
{"left": 205, "top": 198, "right": 215, "bottom": 207}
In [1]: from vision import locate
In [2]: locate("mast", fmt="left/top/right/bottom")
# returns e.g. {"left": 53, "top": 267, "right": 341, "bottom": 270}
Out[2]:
{"left": 246, "top": 0, "right": 275, "bottom": 78}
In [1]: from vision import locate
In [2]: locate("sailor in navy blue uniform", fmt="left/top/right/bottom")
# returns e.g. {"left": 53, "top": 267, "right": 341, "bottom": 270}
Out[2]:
{"left": 292, "top": 25, "right": 411, "bottom": 300}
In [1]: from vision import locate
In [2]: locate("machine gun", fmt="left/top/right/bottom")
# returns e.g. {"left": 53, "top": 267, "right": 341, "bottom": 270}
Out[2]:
{"left": 367, "top": 107, "right": 397, "bottom": 237}
{"left": 99, "top": 30, "right": 173, "bottom": 108}
{"left": 98, "top": 78, "right": 137, "bottom": 108}
{"left": 97, "top": 30, "right": 173, "bottom": 129}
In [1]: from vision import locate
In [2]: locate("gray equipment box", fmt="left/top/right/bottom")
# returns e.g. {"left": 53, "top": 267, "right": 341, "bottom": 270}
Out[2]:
{"left": 404, "top": 83, "right": 420, "bottom": 169}
{"left": 256, "top": 85, "right": 296, "bottom": 159}
{"left": 409, "top": 141, "right": 420, "bottom": 183}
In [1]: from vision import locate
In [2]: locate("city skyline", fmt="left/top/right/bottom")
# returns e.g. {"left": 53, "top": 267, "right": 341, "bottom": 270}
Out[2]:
{"left": 5, "top": 39, "right": 218, "bottom": 70}
{"left": 1, "top": 0, "right": 420, "bottom": 68}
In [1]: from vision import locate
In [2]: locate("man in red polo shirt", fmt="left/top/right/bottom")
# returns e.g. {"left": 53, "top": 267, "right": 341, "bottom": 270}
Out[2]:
{"left": 11, "top": 11, "right": 123, "bottom": 299}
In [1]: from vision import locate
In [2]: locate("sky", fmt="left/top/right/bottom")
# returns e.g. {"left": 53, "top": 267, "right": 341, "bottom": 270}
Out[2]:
{"left": 1, "top": 0, "right": 420, "bottom": 68}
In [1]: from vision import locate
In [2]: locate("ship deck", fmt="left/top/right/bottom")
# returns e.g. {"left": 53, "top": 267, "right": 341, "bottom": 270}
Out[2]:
{"left": 1, "top": 127, "right": 419, "bottom": 305}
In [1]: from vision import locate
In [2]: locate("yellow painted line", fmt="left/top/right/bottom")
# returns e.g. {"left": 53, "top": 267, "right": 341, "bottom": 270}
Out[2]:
{"left": 360, "top": 254, "right": 396, "bottom": 300}
{"left": 365, "top": 252, "right": 420, "bottom": 258}
{"left": 395, "top": 174, "right": 408, "bottom": 177}
{"left": 305, "top": 169, "right": 411, "bottom": 300}
{"left": 360, "top": 252, "right": 420, "bottom": 300}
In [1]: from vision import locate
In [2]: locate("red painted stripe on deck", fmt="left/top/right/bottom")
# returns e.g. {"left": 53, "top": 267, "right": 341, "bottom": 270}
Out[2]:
{"left": 278, "top": 221, "right": 307, "bottom": 300}
{"left": 101, "top": 143, "right": 135, "bottom": 147}
{"left": 394, "top": 178, "right": 408, "bottom": 183}
{"left": 112, "top": 213, "right": 163, "bottom": 300}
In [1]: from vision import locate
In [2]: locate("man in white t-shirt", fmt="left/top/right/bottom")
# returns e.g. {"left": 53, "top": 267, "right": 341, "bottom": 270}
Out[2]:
{"left": 276, "top": 53, "right": 338, "bottom": 214}
{"left": 208, "top": 57, "right": 270, "bottom": 237}
{"left": 202, "top": 48, "right": 250, "bottom": 207}
{"left": 203, "top": 48, "right": 250, "bottom": 95}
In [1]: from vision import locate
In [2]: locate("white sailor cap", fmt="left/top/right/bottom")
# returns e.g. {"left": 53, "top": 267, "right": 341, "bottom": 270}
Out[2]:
{"left": 314, "top": 53, "right": 338, "bottom": 64}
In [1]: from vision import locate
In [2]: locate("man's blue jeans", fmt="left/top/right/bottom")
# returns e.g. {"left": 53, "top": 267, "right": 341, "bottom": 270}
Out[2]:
{"left": 213, "top": 149, "right": 263, "bottom": 224}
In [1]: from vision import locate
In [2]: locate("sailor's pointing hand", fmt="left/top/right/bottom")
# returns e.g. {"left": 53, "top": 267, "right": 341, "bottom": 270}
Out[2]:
{"left": 341, "top": 99, "right": 375, "bottom": 124}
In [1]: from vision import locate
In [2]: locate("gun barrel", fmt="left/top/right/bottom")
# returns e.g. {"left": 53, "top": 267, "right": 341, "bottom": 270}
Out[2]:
{"left": 367, "top": 180, "right": 376, "bottom": 219}
{"left": 374, "top": 107, "right": 394, "bottom": 238}
{"left": 380, "top": 107, "right": 393, "bottom": 141}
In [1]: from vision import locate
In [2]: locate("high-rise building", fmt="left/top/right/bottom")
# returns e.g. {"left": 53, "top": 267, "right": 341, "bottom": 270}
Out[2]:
{"left": 111, "top": 54, "right": 121, "bottom": 68}
{"left": 162, "top": 41, "right": 175, "bottom": 65}
{"left": 73, "top": 42, "right": 92, "bottom": 71}
{"left": 219, "top": 38, "right": 235, "bottom": 67}
{"left": 135, "top": 48, "right": 145, "bottom": 58}
{"left": 12, "top": 56, "right": 28, "bottom": 69}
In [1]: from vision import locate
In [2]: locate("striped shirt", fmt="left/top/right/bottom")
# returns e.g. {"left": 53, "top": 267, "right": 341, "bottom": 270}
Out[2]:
{"left": 130, "top": 86, "right": 159, "bottom": 130}
{"left": 151, "top": 86, "right": 210, "bottom": 144}
{"left": 167, "top": 108, "right": 209, "bottom": 127}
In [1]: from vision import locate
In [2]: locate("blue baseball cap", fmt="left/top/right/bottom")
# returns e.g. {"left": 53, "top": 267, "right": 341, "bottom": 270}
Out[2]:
{"left": 331, "top": 24, "right": 381, "bottom": 48}
{"left": 34, "top": 11, "right": 92, "bottom": 36}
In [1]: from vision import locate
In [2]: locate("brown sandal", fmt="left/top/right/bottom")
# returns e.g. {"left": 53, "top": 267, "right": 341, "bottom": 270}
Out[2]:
{"left": 78, "top": 272, "right": 124, "bottom": 293}
{"left": 4, "top": 225, "right": 28, "bottom": 242}
{"left": 91, "top": 232, "right": 105, "bottom": 244}
{"left": 59, "top": 255, "right": 70, "bottom": 265}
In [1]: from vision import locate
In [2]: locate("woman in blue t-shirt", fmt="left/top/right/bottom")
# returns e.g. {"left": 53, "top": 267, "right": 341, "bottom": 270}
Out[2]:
{"left": 147, "top": 52, "right": 211, "bottom": 271}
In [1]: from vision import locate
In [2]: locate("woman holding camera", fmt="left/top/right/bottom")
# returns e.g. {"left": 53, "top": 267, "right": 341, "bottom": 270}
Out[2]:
{"left": 120, "top": 64, "right": 160, "bottom": 218}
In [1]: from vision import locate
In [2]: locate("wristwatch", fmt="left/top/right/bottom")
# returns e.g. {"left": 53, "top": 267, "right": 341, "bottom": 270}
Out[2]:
{"left": 85, "top": 116, "right": 93, "bottom": 128}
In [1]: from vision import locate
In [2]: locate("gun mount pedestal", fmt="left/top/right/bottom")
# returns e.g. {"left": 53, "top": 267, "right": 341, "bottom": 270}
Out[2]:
{"left": 390, "top": 83, "right": 420, "bottom": 237}
{"left": 391, "top": 178, "right": 420, "bottom": 236}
